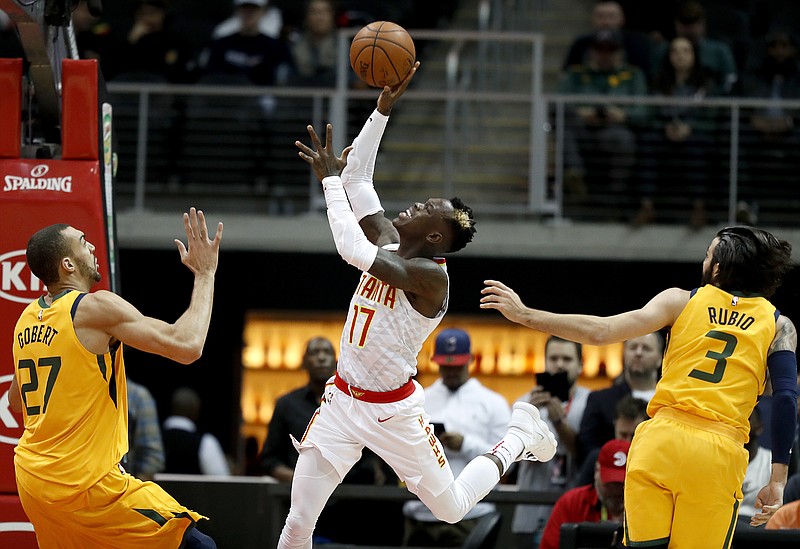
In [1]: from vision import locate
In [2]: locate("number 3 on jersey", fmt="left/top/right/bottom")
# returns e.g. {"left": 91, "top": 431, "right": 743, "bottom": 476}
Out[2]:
{"left": 348, "top": 305, "right": 376, "bottom": 347}
{"left": 688, "top": 330, "right": 738, "bottom": 384}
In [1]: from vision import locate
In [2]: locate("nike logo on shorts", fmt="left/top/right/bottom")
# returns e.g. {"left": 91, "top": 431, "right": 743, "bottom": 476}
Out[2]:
{"left": 377, "top": 416, "right": 394, "bottom": 423}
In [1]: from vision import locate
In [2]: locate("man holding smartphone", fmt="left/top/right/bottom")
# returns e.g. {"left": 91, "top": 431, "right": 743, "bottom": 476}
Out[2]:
{"left": 512, "top": 336, "right": 591, "bottom": 548}
{"left": 402, "top": 328, "right": 512, "bottom": 547}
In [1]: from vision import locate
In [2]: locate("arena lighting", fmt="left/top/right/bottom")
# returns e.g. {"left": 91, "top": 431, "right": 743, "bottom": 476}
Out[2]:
{"left": 239, "top": 315, "right": 624, "bottom": 445}
{"left": 241, "top": 315, "right": 623, "bottom": 378}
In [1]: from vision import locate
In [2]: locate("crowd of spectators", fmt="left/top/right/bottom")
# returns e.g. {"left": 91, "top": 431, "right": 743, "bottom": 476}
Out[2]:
{"left": 0, "top": 0, "right": 457, "bottom": 87}
{"left": 1, "top": 0, "right": 798, "bottom": 225}
{"left": 558, "top": 0, "right": 800, "bottom": 227}
{"left": 0, "top": 0, "right": 460, "bottom": 204}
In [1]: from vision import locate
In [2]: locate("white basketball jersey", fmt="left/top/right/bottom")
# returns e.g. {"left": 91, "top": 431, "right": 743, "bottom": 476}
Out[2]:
{"left": 338, "top": 248, "right": 448, "bottom": 392}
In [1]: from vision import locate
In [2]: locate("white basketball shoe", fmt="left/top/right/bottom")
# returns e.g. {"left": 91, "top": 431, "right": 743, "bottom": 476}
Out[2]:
{"left": 508, "top": 402, "right": 558, "bottom": 462}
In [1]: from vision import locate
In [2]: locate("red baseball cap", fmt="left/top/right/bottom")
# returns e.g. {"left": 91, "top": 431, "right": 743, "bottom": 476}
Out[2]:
{"left": 597, "top": 439, "right": 630, "bottom": 484}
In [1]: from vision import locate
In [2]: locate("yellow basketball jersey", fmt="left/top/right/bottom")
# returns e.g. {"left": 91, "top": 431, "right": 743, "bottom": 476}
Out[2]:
{"left": 649, "top": 285, "right": 777, "bottom": 441}
{"left": 13, "top": 290, "right": 128, "bottom": 499}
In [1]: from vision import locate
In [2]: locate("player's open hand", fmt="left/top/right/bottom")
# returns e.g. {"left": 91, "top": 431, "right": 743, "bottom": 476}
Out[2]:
{"left": 296, "top": 123, "right": 352, "bottom": 182}
{"left": 377, "top": 61, "right": 420, "bottom": 116}
{"left": 480, "top": 280, "right": 529, "bottom": 324}
{"left": 175, "top": 207, "right": 223, "bottom": 276}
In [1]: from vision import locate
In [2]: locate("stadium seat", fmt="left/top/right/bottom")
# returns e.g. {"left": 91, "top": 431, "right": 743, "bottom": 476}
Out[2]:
{"left": 461, "top": 511, "right": 502, "bottom": 549}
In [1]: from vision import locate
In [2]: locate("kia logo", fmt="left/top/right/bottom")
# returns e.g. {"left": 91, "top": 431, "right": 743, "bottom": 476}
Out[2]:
{"left": 0, "top": 250, "right": 42, "bottom": 304}
{"left": 0, "top": 374, "right": 22, "bottom": 446}
{"left": 30, "top": 164, "right": 49, "bottom": 177}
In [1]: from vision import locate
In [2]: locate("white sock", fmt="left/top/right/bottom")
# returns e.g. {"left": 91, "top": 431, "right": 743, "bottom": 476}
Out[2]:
{"left": 487, "top": 433, "right": 525, "bottom": 475}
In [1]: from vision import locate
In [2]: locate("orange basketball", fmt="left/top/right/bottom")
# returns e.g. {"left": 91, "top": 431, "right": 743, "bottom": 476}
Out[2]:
{"left": 349, "top": 21, "right": 416, "bottom": 88}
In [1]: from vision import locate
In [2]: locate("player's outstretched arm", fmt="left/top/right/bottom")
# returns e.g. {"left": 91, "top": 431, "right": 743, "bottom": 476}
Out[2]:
{"left": 368, "top": 252, "right": 448, "bottom": 314}
{"left": 479, "top": 280, "right": 688, "bottom": 345}
{"left": 759, "top": 315, "right": 798, "bottom": 527}
{"left": 333, "top": 63, "right": 420, "bottom": 245}
{"left": 79, "top": 208, "right": 223, "bottom": 364}
{"left": 297, "top": 123, "right": 399, "bottom": 246}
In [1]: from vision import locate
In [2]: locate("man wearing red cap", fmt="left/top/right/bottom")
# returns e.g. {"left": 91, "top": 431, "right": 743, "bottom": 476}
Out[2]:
{"left": 402, "top": 328, "right": 512, "bottom": 546}
{"left": 539, "top": 439, "right": 630, "bottom": 549}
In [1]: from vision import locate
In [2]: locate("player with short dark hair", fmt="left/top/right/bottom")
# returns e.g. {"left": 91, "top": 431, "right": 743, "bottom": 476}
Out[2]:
{"left": 481, "top": 225, "right": 797, "bottom": 548}
{"left": 10, "top": 208, "right": 222, "bottom": 549}
{"left": 278, "top": 64, "right": 557, "bottom": 549}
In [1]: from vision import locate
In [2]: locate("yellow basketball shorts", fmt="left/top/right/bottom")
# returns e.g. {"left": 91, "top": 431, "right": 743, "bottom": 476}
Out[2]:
{"left": 623, "top": 413, "right": 747, "bottom": 549}
{"left": 17, "top": 465, "right": 206, "bottom": 549}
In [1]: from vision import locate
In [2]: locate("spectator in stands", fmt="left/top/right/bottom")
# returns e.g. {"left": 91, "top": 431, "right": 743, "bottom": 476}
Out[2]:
{"left": 563, "top": 1, "right": 652, "bottom": 77}
{"left": 577, "top": 332, "right": 662, "bottom": 466}
{"left": 574, "top": 395, "right": 648, "bottom": 487}
{"left": 740, "top": 29, "right": 800, "bottom": 138}
{"left": 539, "top": 439, "right": 630, "bottom": 549}
{"left": 636, "top": 36, "right": 722, "bottom": 228}
{"left": 512, "top": 336, "right": 589, "bottom": 549}
{"left": 212, "top": 0, "right": 283, "bottom": 40}
{"left": 116, "top": 0, "right": 195, "bottom": 82}
{"left": 163, "top": 387, "right": 231, "bottom": 475}
{"left": 557, "top": 29, "right": 647, "bottom": 213}
{"left": 288, "top": 0, "right": 338, "bottom": 87}
{"left": 71, "top": 0, "right": 120, "bottom": 80}
{"left": 123, "top": 379, "right": 165, "bottom": 481}
{"left": 403, "top": 328, "right": 511, "bottom": 547}
{"left": 259, "top": 337, "right": 337, "bottom": 481}
{"left": 651, "top": 1, "right": 738, "bottom": 93}
{"left": 201, "top": 0, "right": 293, "bottom": 86}
{"left": 260, "top": 336, "right": 400, "bottom": 545}
{"left": 737, "top": 29, "right": 800, "bottom": 223}
{"left": 739, "top": 407, "right": 773, "bottom": 524}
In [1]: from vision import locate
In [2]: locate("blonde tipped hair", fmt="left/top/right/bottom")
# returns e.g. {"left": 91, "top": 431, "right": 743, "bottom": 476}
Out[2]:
{"left": 453, "top": 208, "right": 473, "bottom": 231}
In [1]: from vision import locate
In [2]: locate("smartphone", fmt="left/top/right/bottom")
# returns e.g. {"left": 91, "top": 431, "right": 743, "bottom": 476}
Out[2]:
{"left": 430, "top": 422, "right": 446, "bottom": 437}
{"left": 536, "top": 371, "right": 571, "bottom": 402}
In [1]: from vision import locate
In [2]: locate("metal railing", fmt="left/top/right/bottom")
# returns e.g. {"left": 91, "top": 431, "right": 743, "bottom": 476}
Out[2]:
{"left": 106, "top": 29, "right": 799, "bottom": 228}
{"left": 108, "top": 28, "right": 546, "bottom": 216}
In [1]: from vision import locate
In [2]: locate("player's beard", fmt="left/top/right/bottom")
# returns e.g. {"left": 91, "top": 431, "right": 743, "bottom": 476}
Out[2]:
{"left": 78, "top": 257, "right": 102, "bottom": 284}
{"left": 700, "top": 262, "right": 714, "bottom": 286}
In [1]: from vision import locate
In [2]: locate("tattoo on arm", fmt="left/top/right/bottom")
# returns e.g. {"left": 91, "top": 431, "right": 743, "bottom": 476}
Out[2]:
{"left": 770, "top": 316, "right": 798, "bottom": 354}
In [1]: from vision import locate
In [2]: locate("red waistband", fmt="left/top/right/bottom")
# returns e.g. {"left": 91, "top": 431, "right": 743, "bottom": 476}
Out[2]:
{"left": 334, "top": 373, "right": 415, "bottom": 403}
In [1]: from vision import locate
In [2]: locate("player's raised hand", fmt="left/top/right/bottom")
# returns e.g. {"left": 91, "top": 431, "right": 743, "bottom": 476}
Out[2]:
{"left": 480, "top": 279, "right": 530, "bottom": 324}
{"left": 377, "top": 61, "right": 420, "bottom": 115}
{"left": 296, "top": 123, "right": 353, "bottom": 182}
{"left": 175, "top": 207, "right": 223, "bottom": 276}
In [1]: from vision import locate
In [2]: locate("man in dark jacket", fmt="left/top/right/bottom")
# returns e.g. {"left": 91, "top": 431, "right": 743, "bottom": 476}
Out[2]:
{"left": 576, "top": 332, "right": 662, "bottom": 466}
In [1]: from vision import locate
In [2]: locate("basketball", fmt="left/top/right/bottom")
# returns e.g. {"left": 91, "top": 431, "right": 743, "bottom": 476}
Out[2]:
{"left": 349, "top": 21, "right": 416, "bottom": 88}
